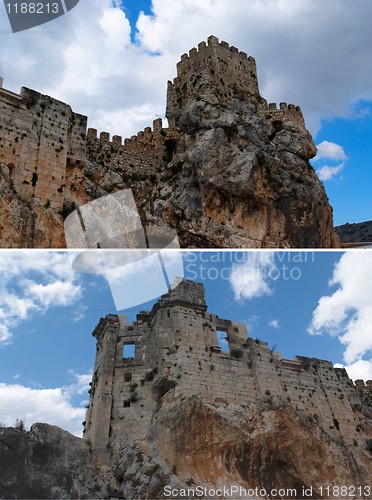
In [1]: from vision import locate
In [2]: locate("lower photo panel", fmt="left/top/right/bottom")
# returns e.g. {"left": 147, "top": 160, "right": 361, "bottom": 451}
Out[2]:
{"left": 0, "top": 250, "right": 371, "bottom": 499}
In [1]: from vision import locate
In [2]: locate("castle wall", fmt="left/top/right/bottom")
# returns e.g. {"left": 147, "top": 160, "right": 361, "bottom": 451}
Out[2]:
{"left": 84, "top": 315, "right": 119, "bottom": 450}
{"left": 0, "top": 81, "right": 87, "bottom": 210}
{"left": 1, "top": 37, "right": 310, "bottom": 227}
{"left": 166, "top": 36, "right": 259, "bottom": 127}
{"left": 355, "top": 379, "right": 372, "bottom": 408}
{"left": 85, "top": 120, "right": 166, "bottom": 181}
{"left": 258, "top": 99, "right": 305, "bottom": 129}
{"left": 85, "top": 281, "right": 369, "bottom": 457}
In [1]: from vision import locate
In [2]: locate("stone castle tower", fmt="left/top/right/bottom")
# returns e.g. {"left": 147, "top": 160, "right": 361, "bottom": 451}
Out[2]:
{"left": 0, "top": 37, "right": 340, "bottom": 248}
{"left": 84, "top": 280, "right": 371, "bottom": 460}
{"left": 0, "top": 35, "right": 308, "bottom": 212}
{"left": 166, "top": 35, "right": 305, "bottom": 131}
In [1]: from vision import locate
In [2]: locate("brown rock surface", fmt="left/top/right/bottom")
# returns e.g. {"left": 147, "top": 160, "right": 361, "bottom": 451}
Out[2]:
{"left": 0, "top": 37, "right": 340, "bottom": 248}
{"left": 1, "top": 395, "right": 371, "bottom": 499}
{"left": 150, "top": 396, "right": 372, "bottom": 498}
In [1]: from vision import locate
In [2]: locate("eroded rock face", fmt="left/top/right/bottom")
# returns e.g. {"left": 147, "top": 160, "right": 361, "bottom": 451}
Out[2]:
{"left": 1, "top": 395, "right": 371, "bottom": 499}
{"left": 336, "top": 220, "right": 372, "bottom": 244}
{"left": 149, "top": 396, "right": 372, "bottom": 497}
{"left": 153, "top": 99, "right": 338, "bottom": 248}
{"left": 0, "top": 37, "right": 340, "bottom": 248}
{"left": 0, "top": 424, "right": 103, "bottom": 499}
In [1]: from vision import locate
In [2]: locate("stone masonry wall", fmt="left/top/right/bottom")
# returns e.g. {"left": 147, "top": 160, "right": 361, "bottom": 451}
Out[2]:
{"left": 84, "top": 118, "right": 167, "bottom": 180}
{"left": 166, "top": 35, "right": 259, "bottom": 128}
{"left": 165, "top": 35, "right": 305, "bottom": 132}
{"left": 0, "top": 80, "right": 87, "bottom": 210}
{"left": 0, "top": 36, "right": 316, "bottom": 245}
{"left": 85, "top": 281, "right": 371, "bottom": 459}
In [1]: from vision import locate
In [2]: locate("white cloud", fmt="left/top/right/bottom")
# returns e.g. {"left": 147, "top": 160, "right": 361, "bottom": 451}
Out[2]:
{"left": 229, "top": 253, "right": 276, "bottom": 301}
{"left": 0, "top": 324, "right": 11, "bottom": 344}
{"left": 308, "top": 252, "right": 372, "bottom": 365}
{"left": 23, "top": 280, "right": 82, "bottom": 308}
{"left": 1, "top": 0, "right": 372, "bottom": 138}
{"left": 313, "top": 141, "right": 347, "bottom": 181}
{"left": 335, "top": 359, "right": 372, "bottom": 382}
{"left": 313, "top": 141, "right": 347, "bottom": 162}
{"left": 0, "top": 370, "right": 91, "bottom": 436}
{"left": 269, "top": 319, "right": 280, "bottom": 329}
{"left": 0, "top": 252, "right": 83, "bottom": 344}
{"left": 244, "top": 314, "right": 260, "bottom": 335}
{"left": 316, "top": 163, "right": 345, "bottom": 181}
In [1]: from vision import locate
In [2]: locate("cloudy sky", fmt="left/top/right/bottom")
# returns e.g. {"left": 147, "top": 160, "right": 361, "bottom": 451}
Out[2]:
{"left": 0, "top": 250, "right": 371, "bottom": 436}
{"left": 0, "top": 0, "right": 372, "bottom": 225}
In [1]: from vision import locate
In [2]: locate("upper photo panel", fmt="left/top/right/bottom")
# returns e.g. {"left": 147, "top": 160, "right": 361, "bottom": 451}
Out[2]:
{"left": 1, "top": 1, "right": 371, "bottom": 249}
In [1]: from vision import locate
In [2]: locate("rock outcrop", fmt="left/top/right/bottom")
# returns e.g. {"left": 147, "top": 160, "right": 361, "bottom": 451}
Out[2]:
{"left": 149, "top": 396, "right": 372, "bottom": 497}
{"left": 0, "top": 36, "right": 340, "bottom": 248}
{"left": 1, "top": 281, "right": 371, "bottom": 499}
{"left": 1, "top": 395, "right": 371, "bottom": 499}
{"left": 336, "top": 220, "right": 372, "bottom": 244}
{"left": 0, "top": 423, "right": 103, "bottom": 499}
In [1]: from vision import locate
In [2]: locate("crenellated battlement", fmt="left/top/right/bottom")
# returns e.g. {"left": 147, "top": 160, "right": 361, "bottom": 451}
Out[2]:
{"left": 1, "top": 37, "right": 317, "bottom": 245}
{"left": 165, "top": 35, "right": 309, "bottom": 135}
{"left": 258, "top": 98, "right": 305, "bottom": 128}
{"left": 166, "top": 36, "right": 260, "bottom": 127}
{"left": 176, "top": 35, "right": 255, "bottom": 73}
{"left": 86, "top": 118, "right": 168, "bottom": 156}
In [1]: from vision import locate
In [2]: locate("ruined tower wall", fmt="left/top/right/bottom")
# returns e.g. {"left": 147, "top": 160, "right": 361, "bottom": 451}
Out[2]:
{"left": 108, "top": 318, "right": 156, "bottom": 451}
{"left": 85, "top": 281, "right": 369, "bottom": 456}
{"left": 249, "top": 342, "right": 363, "bottom": 442}
{"left": 150, "top": 305, "right": 258, "bottom": 406}
{"left": 84, "top": 314, "right": 157, "bottom": 452}
{"left": 84, "top": 315, "right": 118, "bottom": 450}
{"left": 0, "top": 80, "right": 87, "bottom": 210}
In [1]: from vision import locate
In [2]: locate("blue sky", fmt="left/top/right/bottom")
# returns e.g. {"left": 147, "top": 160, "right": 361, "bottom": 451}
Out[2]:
{"left": 1, "top": 0, "right": 372, "bottom": 226}
{"left": 0, "top": 250, "right": 371, "bottom": 435}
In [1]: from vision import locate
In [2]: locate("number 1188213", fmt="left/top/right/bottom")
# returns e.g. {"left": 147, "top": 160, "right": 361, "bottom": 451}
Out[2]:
{"left": 5, "top": 3, "right": 60, "bottom": 14}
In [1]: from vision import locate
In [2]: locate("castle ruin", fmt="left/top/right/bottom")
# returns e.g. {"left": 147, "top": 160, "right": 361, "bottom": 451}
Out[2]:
{"left": 0, "top": 36, "right": 340, "bottom": 248}
{"left": 84, "top": 280, "right": 372, "bottom": 463}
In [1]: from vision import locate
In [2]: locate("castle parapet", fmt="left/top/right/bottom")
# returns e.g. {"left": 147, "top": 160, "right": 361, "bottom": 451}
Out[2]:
{"left": 166, "top": 35, "right": 259, "bottom": 126}
{"left": 86, "top": 118, "right": 167, "bottom": 157}
{"left": 112, "top": 135, "right": 122, "bottom": 146}
{"left": 87, "top": 128, "right": 98, "bottom": 141}
{"left": 258, "top": 99, "right": 305, "bottom": 128}
{"left": 100, "top": 132, "right": 110, "bottom": 142}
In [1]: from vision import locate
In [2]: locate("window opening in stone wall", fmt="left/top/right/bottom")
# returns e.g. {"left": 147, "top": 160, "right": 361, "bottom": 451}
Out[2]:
{"left": 164, "top": 139, "right": 177, "bottom": 162}
{"left": 124, "top": 400, "right": 131, "bottom": 408}
{"left": 124, "top": 372, "right": 132, "bottom": 382}
{"left": 216, "top": 330, "right": 230, "bottom": 353}
{"left": 123, "top": 343, "right": 135, "bottom": 359}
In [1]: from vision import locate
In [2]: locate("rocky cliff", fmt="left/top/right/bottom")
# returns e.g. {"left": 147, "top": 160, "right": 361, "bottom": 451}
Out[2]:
{"left": 1, "top": 394, "right": 371, "bottom": 499}
{"left": 336, "top": 220, "right": 372, "bottom": 244}
{"left": 0, "top": 36, "right": 340, "bottom": 248}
